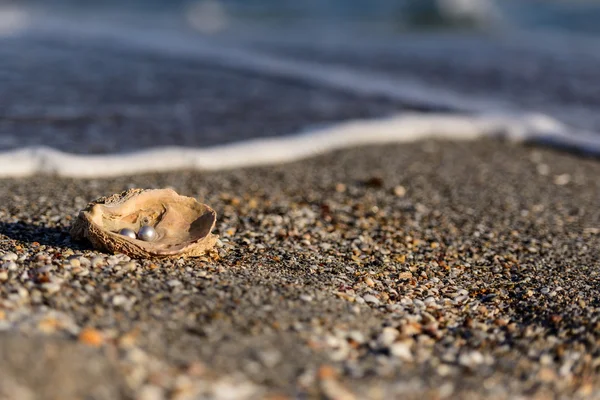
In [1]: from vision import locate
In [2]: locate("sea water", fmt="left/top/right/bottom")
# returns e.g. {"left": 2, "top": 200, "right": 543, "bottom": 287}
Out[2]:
{"left": 1, "top": 0, "right": 600, "bottom": 177}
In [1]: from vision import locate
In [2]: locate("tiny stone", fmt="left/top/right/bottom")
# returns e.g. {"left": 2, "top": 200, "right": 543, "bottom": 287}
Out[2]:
{"left": 79, "top": 257, "right": 92, "bottom": 267}
{"left": 1, "top": 252, "right": 17, "bottom": 261}
{"left": 335, "top": 183, "right": 347, "bottom": 193}
{"left": 107, "top": 256, "right": 120, "bottom": 265}
{"left": 30, "top": 290, "right": 42, "bottom": 303}
{"left": 69, "top": 258, "right": 81, "bottom": 268}
{"left": 37, "top": 265, "right": 52, "bottom": 274}
{"left": 413, "top": 299, "right": 425, "bottom": 308}
{"left": 137, "top": 385, "right": 164, "bottom": 400}
{"left": 537, "top": 164, "right": 550, "bottom": 175}
{"left": 377, "top": 327, "right": 399, "bottom": 347}
{"left": 91, "top": 257, "right": 105, "bottom": 268}
{"left": 393, "top": 185, "right": 407, "bottom": 197}
{"left": 41, "top": 283, "right": 61, "bottom": 294}
{"left": 554, "top": 174, "right": 571, "bottom": 185}
{"left": 74, "top": 267, "right": 90, "bottom": 277}
{"left": 363, "top": 294, "right": 380, "bottom": 305}
{"left": 78, "top": 327, "right": 104, "bottom": 347}
{"left": 2, "top": 261, "right": 17, "bottom": 271}
{"left": 112, "top": 295, "right": 128, "bottom": 306}
{"left": 300, "top": 294, "right": 313, "bottom": 302}
{"left": 458, "top": 351, "right": 484, "bottom": 367}
{"left": 348, "top": 331, "right": 365, "bottom": 344}
{"left": 257, "top": 349, "right": 282, "bottom": 368}
{"left": 390, "top": 342, "right": 413, "bottom": 361}
{"left": 424, "top": 297, "right": 437, "bottom": 306}
{"left": 398, "top": 271, "right": 412, "bottom": 280}
{"left": 0, "top": 271, "right": 8, "bottom": 281}
{"left": 123, "top": 261, "right": 137, "bottom": 272}
{"left": 167, "top": 279, "right": 182, "bottom": 288}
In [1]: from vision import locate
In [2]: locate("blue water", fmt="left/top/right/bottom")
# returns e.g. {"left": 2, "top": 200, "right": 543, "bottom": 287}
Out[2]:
{"left": 3, "top": 0, "right": 600, "bottom": 158}
{"left": 21, "top": 0, "right": 600, "bottom": 36}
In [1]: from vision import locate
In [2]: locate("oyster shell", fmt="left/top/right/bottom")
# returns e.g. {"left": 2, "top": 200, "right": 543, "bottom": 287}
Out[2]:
{"left": 70, "top": 188, "right": 218, "bottom": 258}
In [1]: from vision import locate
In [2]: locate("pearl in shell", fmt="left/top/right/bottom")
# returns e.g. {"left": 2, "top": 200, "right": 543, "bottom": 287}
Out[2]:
{"left": 137, "top": 225, "right": 157, "bottom": 242}
{"left": 119, "top": 228, "right": 137, "bottom": 239}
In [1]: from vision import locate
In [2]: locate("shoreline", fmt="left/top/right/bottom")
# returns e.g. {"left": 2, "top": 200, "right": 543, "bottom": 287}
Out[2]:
{"left": 1, "top": 110, "right": 599, "bottom": 179}
{"left": 0, "top": 139, "right": 599, "bottom": 399}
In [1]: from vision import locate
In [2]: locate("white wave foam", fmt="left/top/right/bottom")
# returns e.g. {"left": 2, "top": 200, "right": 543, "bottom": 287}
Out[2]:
{"left": 0, "top": 111, "right": 589, "bottom": 179}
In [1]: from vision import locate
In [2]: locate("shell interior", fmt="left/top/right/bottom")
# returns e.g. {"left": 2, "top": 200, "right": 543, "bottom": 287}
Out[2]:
{"left": 71, "top": 188, "right": 217, "bottom": 258}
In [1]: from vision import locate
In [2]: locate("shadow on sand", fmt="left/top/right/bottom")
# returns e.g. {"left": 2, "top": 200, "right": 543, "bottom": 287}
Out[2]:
{"left": 0, "top": 222, "right": 89, "bottom": 251}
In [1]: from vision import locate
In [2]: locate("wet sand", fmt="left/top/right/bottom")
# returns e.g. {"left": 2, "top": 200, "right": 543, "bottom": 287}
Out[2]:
{"left": 1, "top": 139, "right": 599, "bottom": 399}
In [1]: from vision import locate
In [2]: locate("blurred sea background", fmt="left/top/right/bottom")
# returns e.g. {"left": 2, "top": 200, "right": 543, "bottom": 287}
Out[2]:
{"left": 2, "top": 0, "right": 600, "bottom": 165}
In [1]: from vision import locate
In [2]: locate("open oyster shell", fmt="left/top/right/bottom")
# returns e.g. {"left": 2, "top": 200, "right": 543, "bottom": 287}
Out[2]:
{"left": 70, "top": 188, "right": 218, "bottom": 258}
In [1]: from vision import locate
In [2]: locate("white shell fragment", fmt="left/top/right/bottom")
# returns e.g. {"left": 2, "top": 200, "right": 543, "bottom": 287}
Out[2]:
{"left": 70, "top": 188, "right": 218, "bottom": 258}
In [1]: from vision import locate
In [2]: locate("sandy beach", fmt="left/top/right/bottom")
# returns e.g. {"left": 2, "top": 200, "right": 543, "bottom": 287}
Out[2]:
{"left": 1, "top": 139, "right": 599, "bottom": 399}
{"left": 2, "top": 7, "right": 600, "bottom": 397}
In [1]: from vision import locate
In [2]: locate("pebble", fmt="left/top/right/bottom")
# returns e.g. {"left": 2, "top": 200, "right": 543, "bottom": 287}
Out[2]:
{"left": 363, "top": 294, "right": 380, "bottom": 305}
{"left": 91, "top": 257, "right": 105, "bottom": 268}
{"left": 69, "top": 258, "right": 81, "bottom": 267}
{"left": 554, "top": 174, "right": 571, "bottom": 185}
{"left": 393, "top": 185, "right": 407, "bottom": 197}
{"left": 112, "top": 295, "right": 128, "bottom": 306}
{"left": 79, "top": 257, "right": 91, "bottom": 267}
{"left": 124, "top": 261, "right": 138, "bottom": 272}
{"left": 1, "top": 252, "right": 17, "bottom": 261}
{"left": 390, "top": 342, "right": 413, "bottom": 362}
{"left": 2, "top": 261, "right": 17, "bottom": 271}
{"left": 137, "top": 385, "right": 165, "bottom": 400}
{"left": 41, "top": 282, "right": 61, "bottom": 294}
{"left": 377, "top": 327, "right": 399, "bottom": 347}
{"left": 68, "top": 257, "right": 81, "bottom": 268}
{"left": 458, "top": 351, "right": 485, "bottom": 368}
{"left": 257, "top": 349, "right": 282, "bottom": 368}
{"left": 347, "top": 331, "right": 365, "bottom": 344}
{"left": 73, "top": 267, "right": 90, "bottom": 277}
{"left": 413, "top": 299, "right": 425, "bottom": 308}
{"left": 300, "top": 294, "right": 313, "bottom": 302}
{"left": 424, "top": 297, "right": 437, "bottom": 306}
{"left": 78, "top": 327, "right": 104, "bottom": 347}
{"left": 398, "top": 271, "right": 412, "bottom": 280}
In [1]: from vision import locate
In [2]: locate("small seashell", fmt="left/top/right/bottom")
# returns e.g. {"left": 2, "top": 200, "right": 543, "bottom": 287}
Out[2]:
{"left": 70, "top": 188, "right": 218, "bottom": 259}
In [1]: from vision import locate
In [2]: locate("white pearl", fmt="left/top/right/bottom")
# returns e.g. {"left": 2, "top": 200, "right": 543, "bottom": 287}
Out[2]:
{"left": 119, "top": 228, "right": 136, "bottom": 239}
{"left": 137, "top": 225, "right": 157, "bottom": 242}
